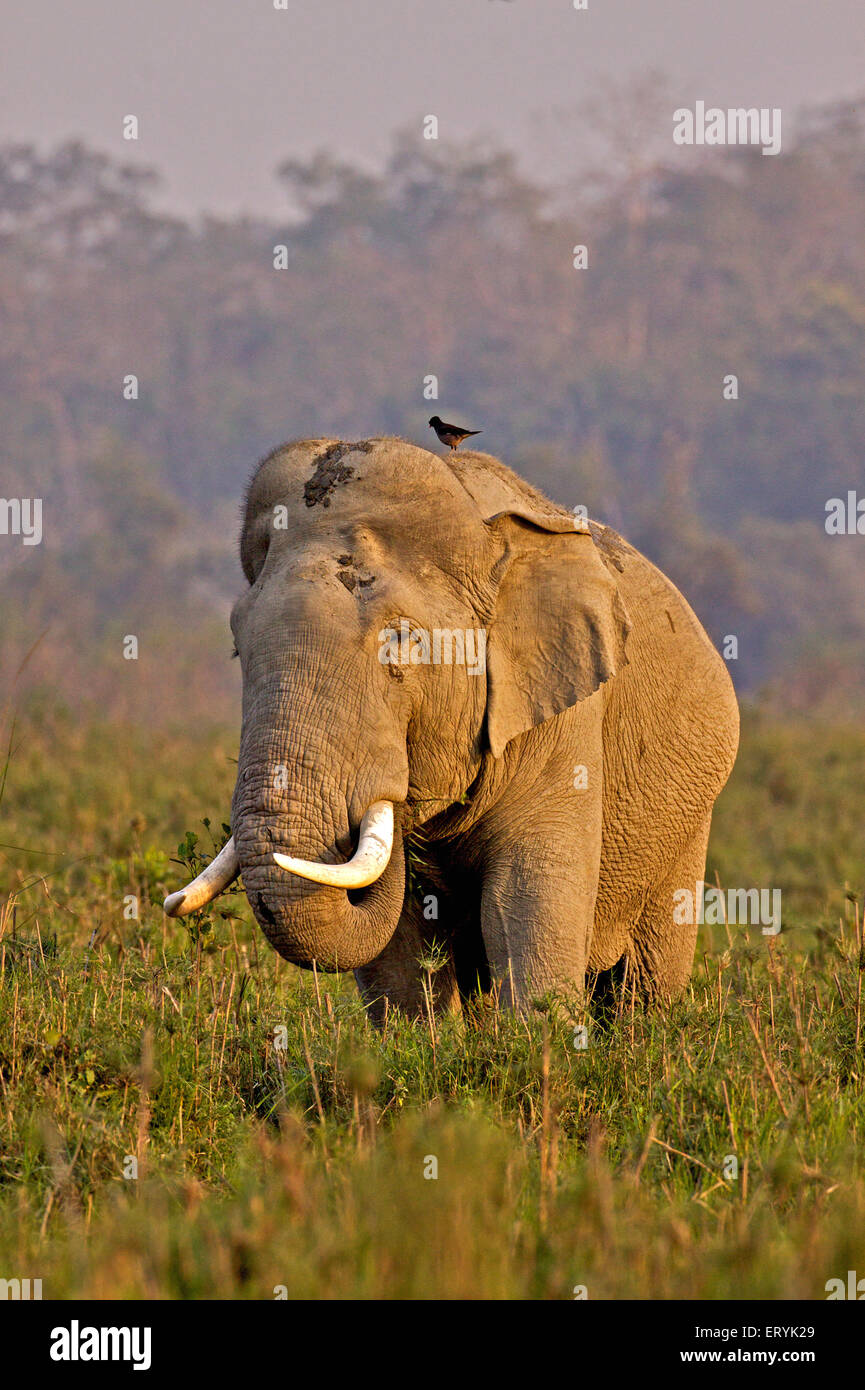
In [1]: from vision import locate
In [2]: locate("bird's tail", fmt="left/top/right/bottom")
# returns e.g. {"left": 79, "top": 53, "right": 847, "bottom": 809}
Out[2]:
{"left": 465, "top": 429, "right": 482, "bottom": 437}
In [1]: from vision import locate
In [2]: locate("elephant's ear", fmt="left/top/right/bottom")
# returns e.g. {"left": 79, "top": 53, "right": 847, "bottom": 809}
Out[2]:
{"left": 484, "top": 506, "right": 631, "bottom": 759}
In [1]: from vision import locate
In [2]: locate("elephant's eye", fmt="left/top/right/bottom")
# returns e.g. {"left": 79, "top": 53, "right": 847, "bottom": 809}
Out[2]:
{"left": 231, "top": 644, "right": 239, "bottom": 659}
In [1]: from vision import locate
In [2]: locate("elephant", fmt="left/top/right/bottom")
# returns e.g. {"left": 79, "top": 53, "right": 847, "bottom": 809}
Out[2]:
{"left": 164, "top": 435, "right": 739, "bottom": 1018}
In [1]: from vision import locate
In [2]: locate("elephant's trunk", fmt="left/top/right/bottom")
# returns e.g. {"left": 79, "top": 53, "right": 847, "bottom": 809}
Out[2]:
{"left": 210, "top": 644, "right": 410, "bottom": 971}
{"left": 234, "top": 808, "right": 405, "bottom": 971}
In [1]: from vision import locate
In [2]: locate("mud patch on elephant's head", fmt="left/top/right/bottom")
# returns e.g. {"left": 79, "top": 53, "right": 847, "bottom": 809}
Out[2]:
{"left": 335, "top": 552, "right": 376, "bottom": 593}
{"left": 304, "top": 439, "right": 376, "bottom": 508}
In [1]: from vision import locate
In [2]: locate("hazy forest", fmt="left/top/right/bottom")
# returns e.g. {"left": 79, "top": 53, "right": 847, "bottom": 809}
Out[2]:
{"left": 2, "top": 97, "right": 865, "bottom": 721}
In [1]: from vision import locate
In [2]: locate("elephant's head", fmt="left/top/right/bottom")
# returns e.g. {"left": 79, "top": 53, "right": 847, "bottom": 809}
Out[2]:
{"left": 164, "top": 437, "right": 629, "bottom": 971}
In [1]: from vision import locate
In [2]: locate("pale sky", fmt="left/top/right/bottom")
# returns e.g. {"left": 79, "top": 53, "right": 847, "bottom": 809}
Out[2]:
{"left": 3, "top": 0, "right": 864, "bottom": 218}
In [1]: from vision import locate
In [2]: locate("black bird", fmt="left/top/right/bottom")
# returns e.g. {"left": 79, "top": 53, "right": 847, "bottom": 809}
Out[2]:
{"left": 428, "top": 415, "right": 482, "bottom": 451}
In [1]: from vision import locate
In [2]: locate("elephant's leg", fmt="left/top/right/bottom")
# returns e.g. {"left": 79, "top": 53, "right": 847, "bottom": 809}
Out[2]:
{"left": 626, "top": 812, "right": 712, "bottom": 1004}
{"left": 478, "top": 716, "right": 605, "bottom": 1010}
{"left": 479, "top": 834, "right": 602, "bottom": 1009}
{"left": 353, "top": 891, "right": 461, "bottom": 1025}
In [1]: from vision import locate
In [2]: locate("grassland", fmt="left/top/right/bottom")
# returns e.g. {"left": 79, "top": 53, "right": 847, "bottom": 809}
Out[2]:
{"left": 0, "top": 702, "right": 864, "bottom": 1299}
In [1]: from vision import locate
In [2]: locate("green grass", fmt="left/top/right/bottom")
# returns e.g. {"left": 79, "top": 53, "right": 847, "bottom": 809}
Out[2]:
{"left": 0, "top": 703, "right": 863, "bottom": 1298}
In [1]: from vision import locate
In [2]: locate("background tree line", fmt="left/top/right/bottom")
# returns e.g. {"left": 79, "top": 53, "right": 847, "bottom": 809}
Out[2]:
{"left": 2, "top": 98, "right": 864, "bottom": 722}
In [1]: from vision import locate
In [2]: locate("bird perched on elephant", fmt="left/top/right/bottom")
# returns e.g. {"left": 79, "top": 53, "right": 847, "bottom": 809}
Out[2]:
{"left": 428, "top": 416, "right": 482, "bottom": 451}
{"left": 164, "top": 435, "right": 739, "bottom": 1020}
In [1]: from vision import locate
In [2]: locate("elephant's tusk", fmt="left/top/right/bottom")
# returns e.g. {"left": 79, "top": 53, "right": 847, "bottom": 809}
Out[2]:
{"left": 273, "top": 801, "right": 394, "bottom": 889}
{"left": 163, "top": 836, "right": 240, "bottom": 917}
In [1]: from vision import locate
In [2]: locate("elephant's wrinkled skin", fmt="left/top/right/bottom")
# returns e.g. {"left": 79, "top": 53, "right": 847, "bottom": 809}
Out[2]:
{"left": 168, "top": 436, "right": 739, "bottom": 1017}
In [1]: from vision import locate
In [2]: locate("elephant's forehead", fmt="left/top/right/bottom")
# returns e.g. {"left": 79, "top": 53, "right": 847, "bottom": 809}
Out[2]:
{"left": 245, "top": 436, "right": 486, "bottom": 546}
